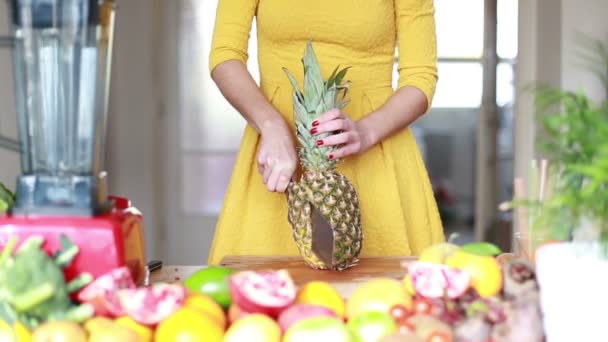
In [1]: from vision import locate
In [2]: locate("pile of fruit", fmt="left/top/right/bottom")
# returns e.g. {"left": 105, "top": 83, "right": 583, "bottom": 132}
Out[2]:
{"left": 0, "top": 235, "right": 544, "bottom": 342}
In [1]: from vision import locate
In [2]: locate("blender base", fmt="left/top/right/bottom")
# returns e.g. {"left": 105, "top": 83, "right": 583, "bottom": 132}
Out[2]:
{"left": 0, "top": 196, "right": 146, "bottom": 286}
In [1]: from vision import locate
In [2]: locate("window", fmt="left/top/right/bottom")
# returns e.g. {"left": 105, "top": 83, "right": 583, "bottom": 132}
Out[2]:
{"left": 435, "top": 0, "right": 484, "bottom": 59}
{"left": 429, "top": 0, "right": 518, "bottom": 108}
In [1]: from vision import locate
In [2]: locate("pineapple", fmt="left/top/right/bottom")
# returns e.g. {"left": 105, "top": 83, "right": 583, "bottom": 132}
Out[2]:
{"left": 283, "top": 41, "right": 363, "bottom": 271}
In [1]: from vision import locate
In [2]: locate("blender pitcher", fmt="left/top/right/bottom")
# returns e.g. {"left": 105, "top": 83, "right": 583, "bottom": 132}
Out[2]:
{"left": 0, "top": 0, "right": 148, "bottom": 285}
{"left": 6, "top": 0, "right": 115, "bottom": 215}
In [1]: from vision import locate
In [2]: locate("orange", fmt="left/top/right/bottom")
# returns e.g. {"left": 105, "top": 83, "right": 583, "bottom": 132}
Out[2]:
{"left": 296, "top": 281, "right": 345, "bottom": 319}
{"left": 115, "top": 317, "right": 153, "bottom": 342}
{"left": 446, "top": 250, "right": 502, "bottom": 298}
{"left": 346, "top": 278, "right": 412, "bottom": 319}
{"left": 184, "top": 292, "right": 227, "bottom": 328}
{"left": 155, "top": 307, "right": 224, "bottom": 342}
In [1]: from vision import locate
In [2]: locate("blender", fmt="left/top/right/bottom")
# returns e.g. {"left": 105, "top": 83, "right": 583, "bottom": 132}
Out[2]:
{"left": 0, "top": 0, "right": 146, "bottom": 284}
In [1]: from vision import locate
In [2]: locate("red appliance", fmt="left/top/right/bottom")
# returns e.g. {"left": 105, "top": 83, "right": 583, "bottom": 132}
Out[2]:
{"left": 0, "top": 0, "right": 147, "bottom": 284}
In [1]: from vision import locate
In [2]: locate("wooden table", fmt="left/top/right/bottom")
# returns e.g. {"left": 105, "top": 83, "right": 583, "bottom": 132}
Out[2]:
{"left": 150, "top": 256, "right": 416, "bottom": 297}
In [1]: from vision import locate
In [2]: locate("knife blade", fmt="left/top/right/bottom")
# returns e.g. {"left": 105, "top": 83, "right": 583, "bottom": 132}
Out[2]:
{"left": 311, "top": 206, "right": 334, "bottom": 266}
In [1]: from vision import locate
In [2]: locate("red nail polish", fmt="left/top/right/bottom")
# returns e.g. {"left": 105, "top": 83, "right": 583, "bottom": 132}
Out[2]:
{"left": 312, "top": 121, "right": 319, "bottom": 127}
{"left": 317, "top": 140, "right": 324, "bottom": 146}
{"left": 311, "top": 128, "right": 318, "bottom": 134}
{"left": 329, "top": 154, "right": 334, "bottom": 160}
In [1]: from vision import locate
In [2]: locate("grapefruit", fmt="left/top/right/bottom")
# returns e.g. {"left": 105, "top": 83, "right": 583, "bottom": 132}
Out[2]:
{"left": 296, "top": 281, "right": 345, "bottom": 319}
{"left": 346, "top": 278, "right": 412, "bottom": 319}
{"left": 183, "top": 292, "right": 226, "bottom": 328}
{"left": 223, "top": 314, "right": 281, "bottom": 342}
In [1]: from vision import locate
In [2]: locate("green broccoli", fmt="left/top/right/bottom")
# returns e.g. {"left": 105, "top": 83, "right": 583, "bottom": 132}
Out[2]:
{"left": 0, "top": 183, "right": 15, "bottom": 214}
{"left": 0, "top": 235, "right": 94, "bottom": 329}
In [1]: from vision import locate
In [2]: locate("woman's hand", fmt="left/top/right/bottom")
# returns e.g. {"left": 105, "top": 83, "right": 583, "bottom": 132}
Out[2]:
{"left": 257, "top": 119, "right": 298, "bottom": 193}
{"left": 311, "top": 109, "right": 374, "bottom": 159}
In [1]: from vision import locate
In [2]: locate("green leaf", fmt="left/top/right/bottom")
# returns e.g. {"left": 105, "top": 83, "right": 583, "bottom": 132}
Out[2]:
{"left": 332, "top": 67, "right": 351, "bottom": 88}
{"left": 460, "top": 242, "right": 502, "bottom": 256}
{"left": 326, "top": 65, "right": 340, "bottom": 89}
{"left": 66, "top": 273, "right": 93, "bottom": 293}
{"left": 283, "top": 67, "right": 304, "bottom": 103}
{"left": 11, "top": 282, "right": 55, "bottom": 312}
{"left": 54, "top": 235, "right": 79, "bottom": 268}
{"left": 0, "top": 236, "right": 17, "bottom": 268}
{"left": 0, "top": 302, "right": 17, "bottom": 324}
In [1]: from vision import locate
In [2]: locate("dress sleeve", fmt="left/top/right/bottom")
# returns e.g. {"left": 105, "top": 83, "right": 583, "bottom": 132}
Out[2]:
{"left": 209, "top": 0, "right": 258, "bottom": 74}
{"left": 395, "top": 0, "right": 439, "bottom": 112}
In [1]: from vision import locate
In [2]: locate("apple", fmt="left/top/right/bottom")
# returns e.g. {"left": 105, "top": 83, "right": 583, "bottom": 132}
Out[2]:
{"left": 283, "top": 317, "right": 353, "bottom": 342}
{"left": 347, "top": 311, "right": 397, "bottom": 342}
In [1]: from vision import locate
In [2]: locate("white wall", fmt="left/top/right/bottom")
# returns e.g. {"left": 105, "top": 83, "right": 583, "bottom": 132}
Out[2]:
{"left": 561, "top": 0, "right": 608, "bottom": 102}
{"left": 0, "top": 1, "right": 21, "bottom": 187}
{"left": 105, "top": 0, "right": 164, "bottom": 260}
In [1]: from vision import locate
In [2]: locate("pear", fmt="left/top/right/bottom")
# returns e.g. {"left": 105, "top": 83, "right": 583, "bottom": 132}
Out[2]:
{"left": 418, "top": 234, "right": 461, "bottom": 264}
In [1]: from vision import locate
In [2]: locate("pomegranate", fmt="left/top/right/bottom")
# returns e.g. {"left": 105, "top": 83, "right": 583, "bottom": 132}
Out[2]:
{"left": 278, "top": 304, "right": 338, "bottom": 332}
{"left": 229, "top": 269, "right": 296, "bottom": 317}
{"left": 407, "top": 262, "right": 470, "bottom": 299}
{"left": 117, "top": 283, "right": 187, "bottom": 326}
{"left": 77, "top": 267, "right": 135, "bottom": 317}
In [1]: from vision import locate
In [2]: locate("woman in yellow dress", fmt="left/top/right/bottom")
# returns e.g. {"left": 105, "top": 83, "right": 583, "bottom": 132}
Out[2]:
{"left": 207, "top": 0, "right": 445, "bottom": 265}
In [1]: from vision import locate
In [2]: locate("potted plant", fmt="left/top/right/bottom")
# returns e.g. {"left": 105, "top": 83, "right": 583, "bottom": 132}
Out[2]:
{"left": 519, "top": 35, "right": 608, "bottom": 341}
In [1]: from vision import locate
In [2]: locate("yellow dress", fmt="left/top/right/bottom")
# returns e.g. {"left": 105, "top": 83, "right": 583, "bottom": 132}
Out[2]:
{"left": 207, "top": 0, "right": 445, "bottom": 265}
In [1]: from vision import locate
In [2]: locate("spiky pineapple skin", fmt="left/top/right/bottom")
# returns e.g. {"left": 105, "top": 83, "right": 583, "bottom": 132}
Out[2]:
{"left": 287, "top": 170, "right": 363, "bottom": 271}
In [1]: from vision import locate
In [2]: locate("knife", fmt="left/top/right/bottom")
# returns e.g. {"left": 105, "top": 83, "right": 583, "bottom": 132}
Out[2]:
{"left": 310, "top": 205, "right": 335, "bottom": 266}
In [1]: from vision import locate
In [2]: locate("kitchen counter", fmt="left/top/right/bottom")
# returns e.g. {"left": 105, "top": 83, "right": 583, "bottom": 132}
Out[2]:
{"left": 150, "top": 255, "right": 416, "bottom": 297}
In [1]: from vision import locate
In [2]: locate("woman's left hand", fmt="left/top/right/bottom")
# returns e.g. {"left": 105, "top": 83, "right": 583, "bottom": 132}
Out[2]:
{"left": 310, "top": 109, "right": 373, "bottom": 160}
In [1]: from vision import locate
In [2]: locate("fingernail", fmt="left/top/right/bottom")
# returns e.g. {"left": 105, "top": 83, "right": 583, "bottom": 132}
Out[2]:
{"left": 312, "top": 121, "right": 319, "bottom": 127}
{"left": 310, "top": 128, "right": 318, "bottom": 134}
{"left": 316, "top": 140, "right": 324, "bottom": 146}
{"left": 329, "top": 154, "right": 334, "bottom": 160}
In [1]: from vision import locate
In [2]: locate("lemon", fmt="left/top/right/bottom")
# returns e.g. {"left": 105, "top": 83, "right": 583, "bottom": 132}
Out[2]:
{"left": 155, "top": 307, "right": 224, "bottom": 342}
{"left": 183, "top": 292, "right": 227, "bottom": 328}
{"left": 446, "top": 250, "right": 502, "bottom": 298}
{"left": 115, "top": 317, "right": 153, "bottom": 342}
{"left": 296, "top": 281, "right": 345, "bottom": 319}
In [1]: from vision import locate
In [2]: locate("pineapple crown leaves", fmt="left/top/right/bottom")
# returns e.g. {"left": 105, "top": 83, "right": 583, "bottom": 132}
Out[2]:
{"left": 282, "top": 41, "right": 351, "bottom": 171}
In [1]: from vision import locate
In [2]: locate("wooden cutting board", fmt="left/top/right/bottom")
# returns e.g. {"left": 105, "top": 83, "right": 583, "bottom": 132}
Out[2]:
{"left": 220, "top": 255, "right": 415, "bottom": 284}
{"left": 150, "top": 256, "right": 417, "bottom": 297}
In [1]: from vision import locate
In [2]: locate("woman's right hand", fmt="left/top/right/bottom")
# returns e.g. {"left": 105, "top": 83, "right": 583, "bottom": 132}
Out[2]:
{"left": 257, "top": 119, "right": 298, "bottom": 193}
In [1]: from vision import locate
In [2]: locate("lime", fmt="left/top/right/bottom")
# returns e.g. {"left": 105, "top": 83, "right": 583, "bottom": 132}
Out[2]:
{"left": 460, "top": 242, "right": 502, "bottom": 256}
{"left": 184, "top": 266, "right": 235, "bottom": 309}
